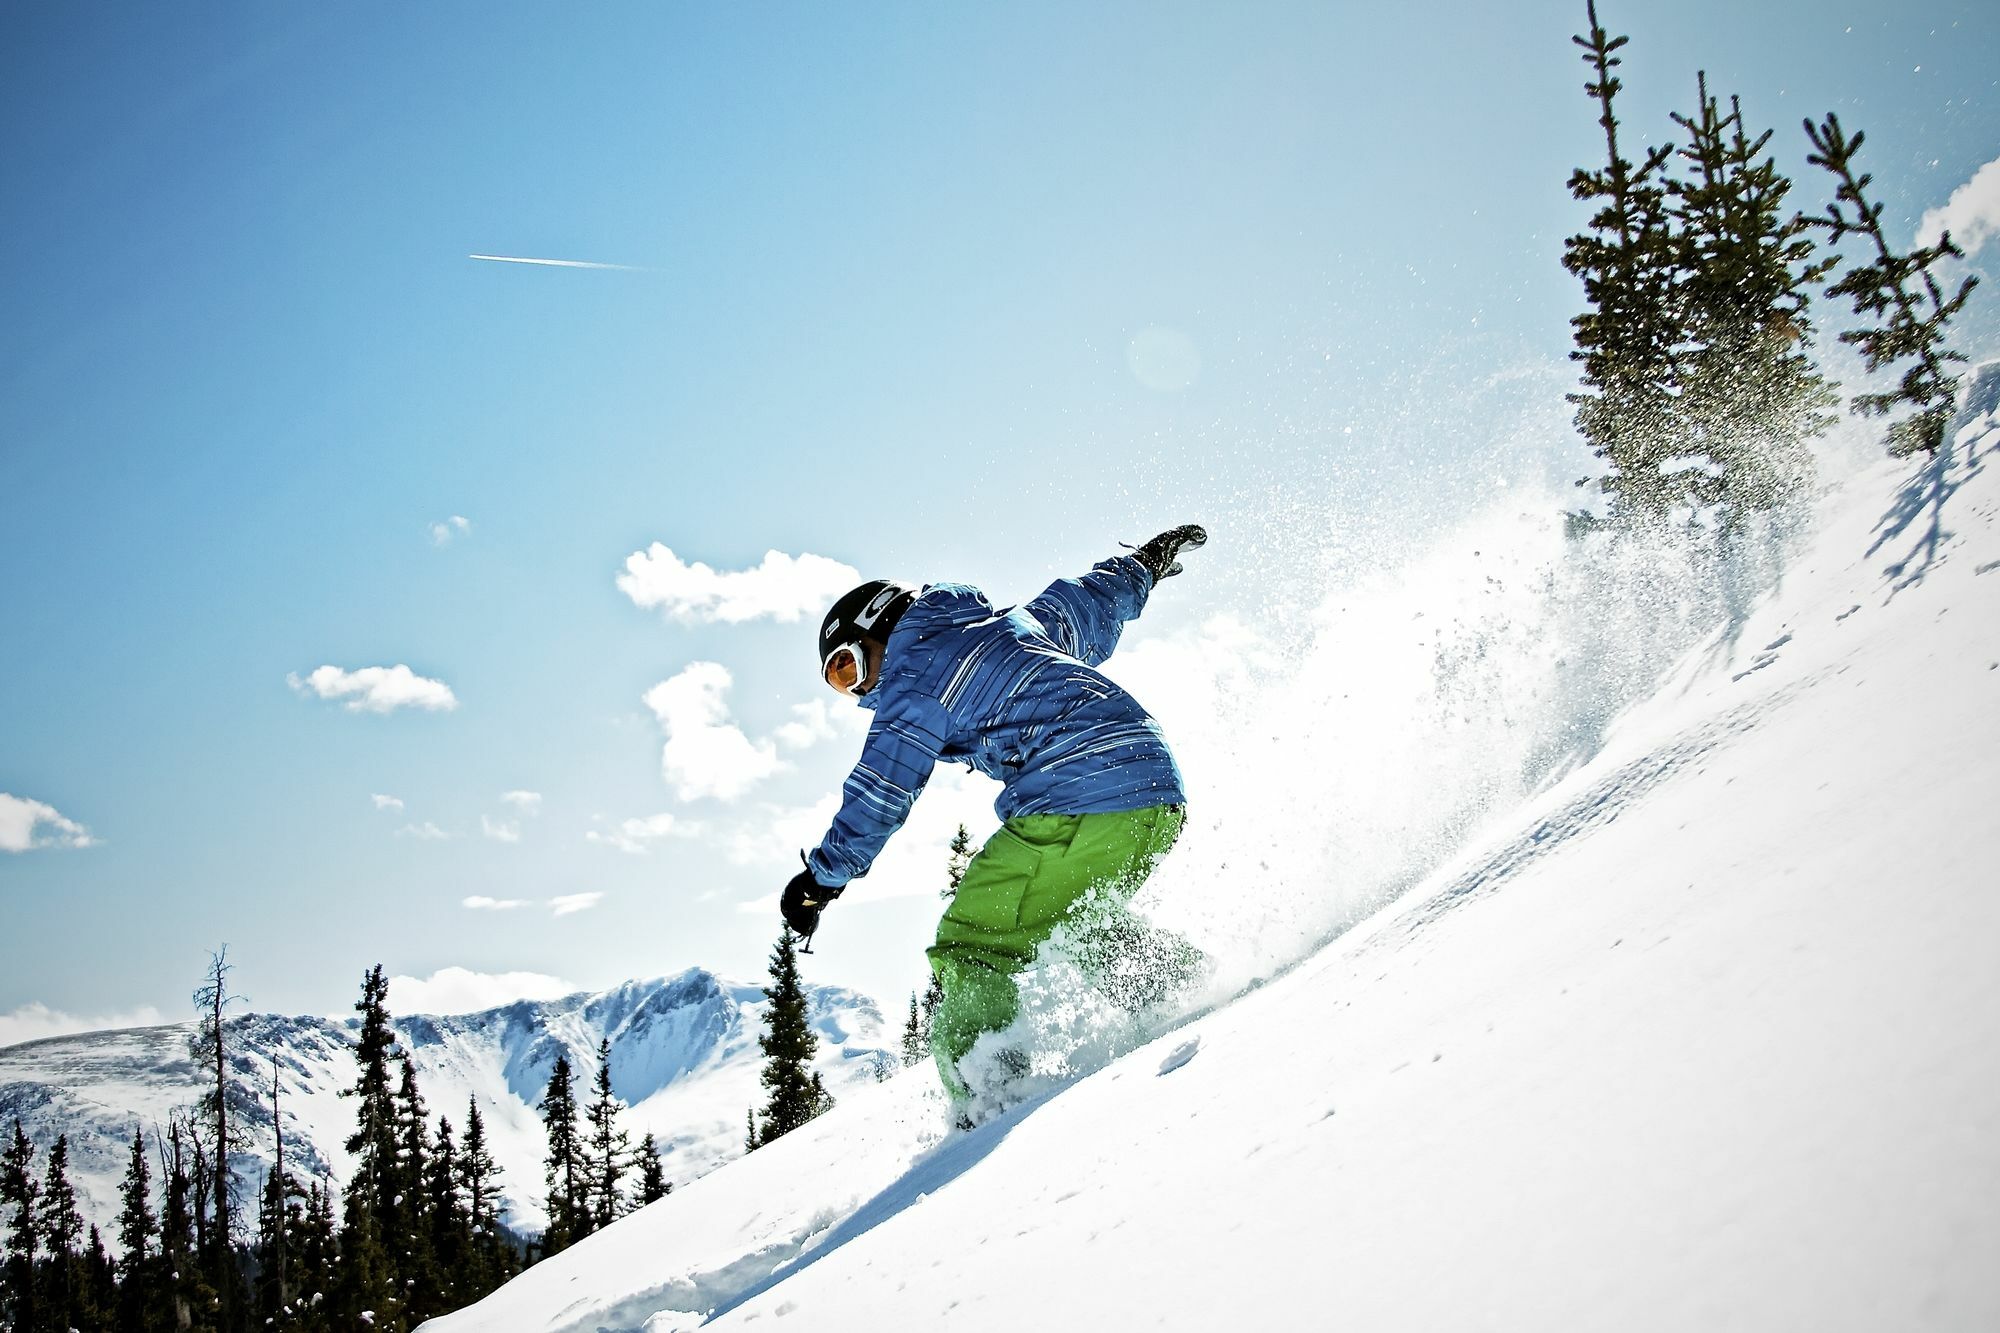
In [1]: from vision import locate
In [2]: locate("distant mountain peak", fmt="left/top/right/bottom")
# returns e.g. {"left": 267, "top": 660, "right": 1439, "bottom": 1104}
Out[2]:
{"left": 0, "top": 971, "right": 889, "bottom": 1241}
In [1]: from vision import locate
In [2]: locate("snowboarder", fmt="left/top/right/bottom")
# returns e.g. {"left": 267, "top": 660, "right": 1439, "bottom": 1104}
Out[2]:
{"left": 780, "top": 525, "right": 1209, "bottom": 1111}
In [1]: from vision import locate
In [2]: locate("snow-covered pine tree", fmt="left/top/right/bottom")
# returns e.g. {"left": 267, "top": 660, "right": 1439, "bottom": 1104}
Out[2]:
{"left": 636, "top": 1135, "right": 670, "bottom": 1205}
{"left": 583, "top": 1038, "right": 631, "bottom": 1233}
{"left": 393, "top": 1056, "right": 441, "bottom": 1315}
{"left": 539, "top": 1055, "right": 588, "bottom": 1255}
{"left": 754, "top": 927, "right": 833, "bottom": 1146}
{"left": 297, "top": 1180, "right": 338, "bottom": 1325}
{"left": 1563, "top": 0, "right": 1685, "bottom": 518}
{"left": 1804, "top": 112, "right": 1979, "bottom": 456}
{"left": 1669, "top": 74, "right": 1836, "bottom": 518}
{"left": 0, "top": 1120, "right": 38, "bottom": 1332}
{"left": 423, "top": 1114, "right": 465, "bottom": 1316}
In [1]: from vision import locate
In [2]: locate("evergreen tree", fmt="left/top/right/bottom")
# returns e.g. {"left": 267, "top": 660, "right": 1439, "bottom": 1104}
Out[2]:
{"left": 422, "top": 1115, "right": 465, "bottom": 1316}
{"left": 538, "top": 1055, "right": 588, "bottom": 1255}
{"left": 1, "top": 1120, "right": 39, "bottom": 1333}
{"left": 332, "top": 1192, "right": 394, "bottom": 1331}
{"left": 1562, "top": 0, "right": 1684, "bottom": 516}
{"left": 1805, "top": 112, "right": 1979, "bottom": 456}
{"left": 1669, "top": 74, "right": 1836, "bottom": 516}
{"left": 920, "top": 975, "right": 943, "bottom": 1054}
{"left": 454, "top": 1099, "right": 507, "bottom": 1296}
{"left": 900, "top": 992, "right": 926, "bottom": 1068}
{"left": 40, "top": 1133, "right": 86, "bottom": 1331}
{"left": 944, "top": 823, "right": 973, "bottom": 898}
{"left": 333, "top": 965, "right": 402, "bottom": 1329}
{"left": 392, "top": 1055, "right": 439, "bottom": 1314}
{"left": 635, "top": 1135, "right": 670, "bottom": 1206}
{"left": 909, "top": 831, "right": 970, "bottom": 1063}
{"left": 294, "top": 1182, "right": 339, "bottom": 1328}
{"left": 117, "top": 1127, "right": 158, "bottom": 1267}
{"left": 84, "top": 1224, "right": 116, "bottom": 1332}
{"left": 255, "top": 1168, "right": 292, "bottom": 1329}
{"left": 754, "top": 927, "right": 833, "bottom": 1146}
{"left": 743, "top": 1109, "right": 760, "bottom": 1154}
{"left": 116, "top": 1127, "right": 161, "bottom": 1331}
{"left": 342, "top": 967, "right": 401, "bottom": 1210}
{"left": 582, "top": 1039, "right": 631, "bottom": 1233}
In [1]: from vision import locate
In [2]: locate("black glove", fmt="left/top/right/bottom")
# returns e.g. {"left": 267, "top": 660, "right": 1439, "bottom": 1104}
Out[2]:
{"left": 780, "top": 867, "right": 843, "bottom": 939}
{"left": 1129, "top": 524, "right": 1208, "bottom": 581}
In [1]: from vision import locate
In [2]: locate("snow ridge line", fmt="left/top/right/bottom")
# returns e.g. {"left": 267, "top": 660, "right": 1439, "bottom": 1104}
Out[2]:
{"left": 1372, "top": 678, "right": 1810, "bottom": 949}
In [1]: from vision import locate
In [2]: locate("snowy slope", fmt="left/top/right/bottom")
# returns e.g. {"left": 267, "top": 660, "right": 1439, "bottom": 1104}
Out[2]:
{"left": 0, "top": 970, "right": 890, "bottom": 1239}
{"left": 425, "top": 391, "right": 2000, "bottom": 1332}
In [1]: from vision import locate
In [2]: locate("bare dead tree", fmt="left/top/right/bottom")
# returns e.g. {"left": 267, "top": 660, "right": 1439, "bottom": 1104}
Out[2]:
{"left": 190, "top": 946, "right": 245, "bottom": 1324}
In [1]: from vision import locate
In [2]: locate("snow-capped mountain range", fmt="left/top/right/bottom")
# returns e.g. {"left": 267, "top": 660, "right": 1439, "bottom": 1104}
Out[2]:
{"left": 0, "top": 970, "right": 891, "bottom": 1238}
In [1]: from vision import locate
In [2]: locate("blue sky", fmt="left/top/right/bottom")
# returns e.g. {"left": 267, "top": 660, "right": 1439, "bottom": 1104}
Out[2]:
{"left": 4, "top": 0, "right": 1997, "bottom": 1034}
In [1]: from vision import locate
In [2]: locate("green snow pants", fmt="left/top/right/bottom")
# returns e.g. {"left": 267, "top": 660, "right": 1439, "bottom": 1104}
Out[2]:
{"left": 927, "top": 803, "right": 1189, "bottom": 1102}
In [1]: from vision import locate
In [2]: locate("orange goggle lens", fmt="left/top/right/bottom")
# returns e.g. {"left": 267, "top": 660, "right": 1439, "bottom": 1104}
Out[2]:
{"left": 822, "top": 644, "right": 864, "bottom": 697}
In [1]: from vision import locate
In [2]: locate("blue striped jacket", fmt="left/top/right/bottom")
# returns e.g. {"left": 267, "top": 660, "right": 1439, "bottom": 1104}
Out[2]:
{"left": 806, "top": 555, "right": 1184, "bottom": 888}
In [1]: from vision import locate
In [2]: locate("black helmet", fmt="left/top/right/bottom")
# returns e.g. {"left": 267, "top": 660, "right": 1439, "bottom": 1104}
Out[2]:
{"left": 818, "top": 579, "right": 916, "bottom": 675}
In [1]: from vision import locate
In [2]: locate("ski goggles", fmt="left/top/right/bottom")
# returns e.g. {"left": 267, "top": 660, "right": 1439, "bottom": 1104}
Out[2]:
{"left": 822, "top": 641, "right": 867, "bottom": 698}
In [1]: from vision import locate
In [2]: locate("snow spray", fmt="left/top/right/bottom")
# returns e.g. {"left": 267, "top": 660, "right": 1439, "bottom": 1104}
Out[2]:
{"left": 968, "top": 354, "right": 1875, "bottom": 1108}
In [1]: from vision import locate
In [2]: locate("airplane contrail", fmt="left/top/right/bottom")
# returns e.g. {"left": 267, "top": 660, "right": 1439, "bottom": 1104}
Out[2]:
{"left": 469, "top": 253, "right": 641, "bottom": 271}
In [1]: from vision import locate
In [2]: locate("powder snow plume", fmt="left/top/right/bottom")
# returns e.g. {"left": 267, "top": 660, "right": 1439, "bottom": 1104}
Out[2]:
{"left": 987, "top": 376, "right": 1875, "bottom": 1088}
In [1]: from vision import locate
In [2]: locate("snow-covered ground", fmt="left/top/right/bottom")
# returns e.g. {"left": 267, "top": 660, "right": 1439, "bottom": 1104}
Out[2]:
{"left": 426, "top": 383, "right": 2000, "bottom": 1331}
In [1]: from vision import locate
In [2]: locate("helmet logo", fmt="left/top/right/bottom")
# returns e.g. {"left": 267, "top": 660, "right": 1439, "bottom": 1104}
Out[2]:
{"left": 856, "top": 585, "right": 900, "bottom": 629}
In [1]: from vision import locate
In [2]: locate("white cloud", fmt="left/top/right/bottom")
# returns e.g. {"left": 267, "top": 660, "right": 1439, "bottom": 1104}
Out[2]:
{"left": 463, "top": 895, "right": 530, "bottom": 911}
{"left": 500, "top": 790, "right": 542, "bottom": 812}
{"left": 0, "top": 1002, "right": 165, "bottom": 1048}
{"left": 397, "top": 821, "right": 452, "bottom": 840}
{"left": 0, "top": 794, "right": 96, "bottom": 853}
{"left": 481, "top": 815, "right": 521, "bottom": 844}
{"left": 549, "top": 892, "right": 604, "bottom": 917}
{"left": 430, "top": 514, "right": 473, "bottom": 546}
{"left": 726, "top": 794, "right": 843, "bottom": 868}
{"left": 371, "top": 793, "right": 405, "bottom": 812}
{"left": 616, "top": 544, "right": 859, "bottom": 624}
{"left": 1919, "top": 154, "right": 2000, "bottom": 255}
{"left": 289, "top": 664, "right": 458, "bottom": 714}
{"left": 384, "top": 967, "right": 574, "bottom": 1016}
{"left": 642, "top": 663, "right": 785, "bottom": 801}
{"left": 586, "top": 812, "right": 694, "bottom": 855}
{"left": 772, "top": 698, "right": 845, "bottom": 751}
